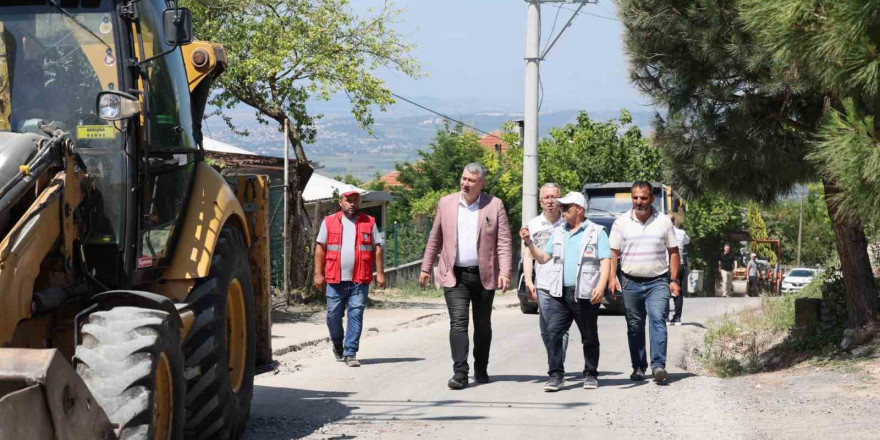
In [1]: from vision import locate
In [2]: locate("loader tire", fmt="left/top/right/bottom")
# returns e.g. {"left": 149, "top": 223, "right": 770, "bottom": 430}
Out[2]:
{"left": 182, "top": 225, "right": 255, "bottom": 440}
{"left": 75, "top": 306, "right": 185, "bottom": 440}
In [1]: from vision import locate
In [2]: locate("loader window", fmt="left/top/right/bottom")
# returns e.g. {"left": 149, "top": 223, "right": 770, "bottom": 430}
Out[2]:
{"left": 137, "top": 0, "right": 195, "bottom": 150}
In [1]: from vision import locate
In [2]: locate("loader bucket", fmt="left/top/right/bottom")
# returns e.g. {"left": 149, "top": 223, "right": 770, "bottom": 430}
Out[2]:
{"left": 0, "top": 349, "right": 116, "bottom": 440}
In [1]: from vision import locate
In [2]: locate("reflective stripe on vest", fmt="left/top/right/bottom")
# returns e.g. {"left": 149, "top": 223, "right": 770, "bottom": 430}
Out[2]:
{"left": 323, "top": 211, "right": 376, "bottom": 284}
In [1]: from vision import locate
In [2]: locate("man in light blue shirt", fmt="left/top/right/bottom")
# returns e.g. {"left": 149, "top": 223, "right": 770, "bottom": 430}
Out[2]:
{"left": 521, "top": 192, "right": 612, "bottom": 391}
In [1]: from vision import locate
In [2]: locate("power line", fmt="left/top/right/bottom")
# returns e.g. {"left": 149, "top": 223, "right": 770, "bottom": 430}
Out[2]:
{"left": 550, "top": 3, "right": 618, "bottom": 22}
{"left": 390, "top": 92, "right": 499, "bottom": 139}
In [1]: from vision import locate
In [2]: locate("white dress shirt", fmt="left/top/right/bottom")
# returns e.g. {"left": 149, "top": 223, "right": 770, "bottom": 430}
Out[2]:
{"left": 455, "top": 193, "right": 481, "bottom": 267}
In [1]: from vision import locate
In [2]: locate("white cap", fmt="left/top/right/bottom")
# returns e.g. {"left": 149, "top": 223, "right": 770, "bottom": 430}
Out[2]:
{"left": 555, "top": 191, "right": 586, "bottom": 208}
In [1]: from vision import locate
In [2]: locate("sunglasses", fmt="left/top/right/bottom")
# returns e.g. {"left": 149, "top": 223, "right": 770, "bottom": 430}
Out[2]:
{"left": 559, "top": 203, "right": 577, "bottom": 211}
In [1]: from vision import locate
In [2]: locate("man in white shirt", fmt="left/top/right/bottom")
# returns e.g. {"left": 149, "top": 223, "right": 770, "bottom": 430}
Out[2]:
{"left": 420, "top": 163, "right": 513, "bottom": 389}
{"left": 523, "top": 183, "right": 569, "bottom": 359}
{"left": 667, "top": 215, "right": 690, "bottom": 325}
{"left": 608, "top": 182, "right": 681, "bottom": 384}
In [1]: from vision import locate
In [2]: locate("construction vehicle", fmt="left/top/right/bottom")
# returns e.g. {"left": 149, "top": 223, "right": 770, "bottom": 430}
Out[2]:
{"left": 0, "top": 1, "right": 272, "bottom": 439}
{"left": 581, "top": 182, "right": 687, "bottom": 313}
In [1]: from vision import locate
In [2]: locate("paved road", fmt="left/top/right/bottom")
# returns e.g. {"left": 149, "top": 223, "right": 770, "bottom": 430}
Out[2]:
{"left": 244, "top": 297, "right": 761, "bottom": 440}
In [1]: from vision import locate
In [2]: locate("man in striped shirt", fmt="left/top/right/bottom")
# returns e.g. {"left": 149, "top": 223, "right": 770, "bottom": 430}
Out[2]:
{"left": 608, "top": 182, "right": 681, "bottom": 384}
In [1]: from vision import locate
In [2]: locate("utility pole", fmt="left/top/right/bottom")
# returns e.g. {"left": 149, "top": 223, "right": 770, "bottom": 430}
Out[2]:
{"left": 283, "top": 119, "right": 291, "bottom": 304}
{"left": 522, "top": 1, "right": 541, "bottom": 226}
{"left": 796, "top": 193, "right": 804, "bottom": 266}
{"left": 522, "top": 1, "right": 591, "bottom": 226}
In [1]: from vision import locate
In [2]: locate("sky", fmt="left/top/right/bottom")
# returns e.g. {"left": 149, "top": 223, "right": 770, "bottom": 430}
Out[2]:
{"left": 346, "top": 0, "right": 653, "bottom": 115}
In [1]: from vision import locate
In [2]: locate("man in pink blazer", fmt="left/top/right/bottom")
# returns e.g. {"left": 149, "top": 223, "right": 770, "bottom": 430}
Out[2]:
{"left": 419, "top": 163, "right": 513, "bottom": 389}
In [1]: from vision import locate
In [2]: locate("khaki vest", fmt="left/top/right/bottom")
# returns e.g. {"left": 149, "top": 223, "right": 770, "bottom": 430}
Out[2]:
{"left": 537, "top": 221, "right": 605, "bottom": 300}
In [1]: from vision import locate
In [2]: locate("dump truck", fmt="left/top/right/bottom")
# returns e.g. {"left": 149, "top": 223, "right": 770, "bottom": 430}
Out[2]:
{"left": 0, "top": 1, "right": 272, "bottom": 439}
{"left": 582, "top": 182, "right": 686, "bottom": 313}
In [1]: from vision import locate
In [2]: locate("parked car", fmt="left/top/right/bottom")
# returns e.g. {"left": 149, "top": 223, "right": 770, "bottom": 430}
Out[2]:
{"left": 781, "top": 268, "right": 820, "bottom": 293}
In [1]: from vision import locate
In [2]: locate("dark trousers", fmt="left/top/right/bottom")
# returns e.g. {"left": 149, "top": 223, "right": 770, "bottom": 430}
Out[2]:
{"left": 544, "top": 287, "right": 601, "bottom": 379}
{"left": 668, "top": 264, "right": 688, "bottom": 321}
{"left": 444, "top": 267, "right": 495, "bottom": 375}
{"left": 748, "top": 276, "right": 759, "bottom": 296}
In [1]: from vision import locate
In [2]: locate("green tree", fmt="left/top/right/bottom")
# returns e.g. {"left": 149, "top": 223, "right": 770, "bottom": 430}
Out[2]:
{"left": 741, "top": 0, "right": 880, "bottom": 227}
{"left": 747, "top": 203, "right": 777, "bottom": 265}
{"left": 619, "top": 0, "right": 878, "bottom": 326}
{"left": 334, "top": 174, "right": 364, "bottom": 187}
{"left": 184, "top": 0, "right": 421, "bottom": 158}
{"left": 682, "top": 193, "right": 746, "bottom": 290}
{"left": 762, "top": 185, "right": 836, "bottom": 267}
{"left": 537, "top": 110, "right": 661, "bottom": 192}
{"left": 184, "top": 0, "right": 421, "bottom": 296}
{"left": 391, "top": 125, "right": 490, "bottom": 224}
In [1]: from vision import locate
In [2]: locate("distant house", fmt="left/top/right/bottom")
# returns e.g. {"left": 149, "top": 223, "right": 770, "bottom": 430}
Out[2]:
{"left": 379, "top": 170, "right": 404, "bottom": 188}
{"left": 478, "top": 130, "right": 509, "bottom": 152}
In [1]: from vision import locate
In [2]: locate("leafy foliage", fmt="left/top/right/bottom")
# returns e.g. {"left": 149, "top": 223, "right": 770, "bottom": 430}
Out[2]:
{"left": 619, "top": 0, "right": 824, "bottom": 202}
{"left": 747, "top": 203, "right": 777, "bottom": 265}
{"left": 762, "top": 185, "right": 836, "bottom": 267}
{"left": 183, "top": 0, "right": 421, "bottom": 150}
{"left": 681, "top": 193, "right": 745, "bottom": 284}
{"left": 537, "top": 110, "right": 661, "bottom": 192}
{"left": 739, "top": 0, "right": 880, "bottom": 228}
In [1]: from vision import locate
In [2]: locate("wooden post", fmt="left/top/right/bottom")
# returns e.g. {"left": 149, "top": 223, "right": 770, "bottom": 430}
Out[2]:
{"left": 283, "top": 119, "right": 291, "bottom": 305}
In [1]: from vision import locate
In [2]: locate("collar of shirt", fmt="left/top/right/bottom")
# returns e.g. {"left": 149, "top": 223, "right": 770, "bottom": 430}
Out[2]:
{"left": 542, "top": 212, "right": 563, "bottom": 226}
{"left": 563, "top": 221, "right": 588, "bottom": 236}
{"left": 629, "top": 208, "right": 657, "bottom": 226}
{"left": 459, "top": 192, "right": 481, "bottom": 209}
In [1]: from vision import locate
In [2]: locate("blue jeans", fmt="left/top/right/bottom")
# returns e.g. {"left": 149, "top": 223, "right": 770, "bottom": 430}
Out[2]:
{"left": 537, "top": 289, "right": 569, "bottom": 364}
{"left": 620, "top": 273, "right": 671, "bottom": 370}
{"left": 326, "top": 282, "right": 369, "bottom": 356}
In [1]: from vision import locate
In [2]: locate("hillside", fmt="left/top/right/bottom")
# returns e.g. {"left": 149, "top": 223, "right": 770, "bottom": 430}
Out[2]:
{"left": 204, "top": 106, "right": 656, "bottom": 180}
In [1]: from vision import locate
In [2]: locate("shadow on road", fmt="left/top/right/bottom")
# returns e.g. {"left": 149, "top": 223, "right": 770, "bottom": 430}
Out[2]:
{"left": 359, "top": 357, "right": 425, "bottom": 365}
{"left": 244, "top": 386, "right": 354, "bottom": 440}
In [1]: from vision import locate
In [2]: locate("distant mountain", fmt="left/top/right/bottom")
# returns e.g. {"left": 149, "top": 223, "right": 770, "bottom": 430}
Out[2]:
{"left": 204, "top": 104, "right": 657, "bottom": 180}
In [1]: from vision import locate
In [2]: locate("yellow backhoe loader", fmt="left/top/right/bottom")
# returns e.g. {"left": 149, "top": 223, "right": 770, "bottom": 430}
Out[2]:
{"left": 0, "top": 1, "right": 272, "bottom": 439}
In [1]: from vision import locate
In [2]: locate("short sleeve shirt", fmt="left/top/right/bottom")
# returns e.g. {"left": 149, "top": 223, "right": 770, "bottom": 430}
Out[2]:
{"left": 719, "top": 253, "right": 737, "bottom": 271}
{"left": 609, "top": 209, "right": 678, "bottom": 278}
{"left": 747, "top": 260, "right": 758, "bottom": 277}
{"left": 543, "top": 222, "right": 611, "bottom": 287}
{"left": 316, "top": 215, "right": 383, "bottom": 282}
{"left": 527, "top": 213, "right": 563, "bottom": 284}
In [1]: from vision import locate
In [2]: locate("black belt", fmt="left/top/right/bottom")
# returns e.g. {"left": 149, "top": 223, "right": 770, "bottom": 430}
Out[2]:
{"left": 620, "top": 271, "right": 669, "bottom": 283}
{"left": 454, "top": 266, "right": 480, "bottom": 274}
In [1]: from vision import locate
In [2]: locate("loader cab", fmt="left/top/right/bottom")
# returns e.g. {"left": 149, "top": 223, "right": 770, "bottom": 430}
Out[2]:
{"left": 0, "top": 0, "right": 207, "bottom": 288}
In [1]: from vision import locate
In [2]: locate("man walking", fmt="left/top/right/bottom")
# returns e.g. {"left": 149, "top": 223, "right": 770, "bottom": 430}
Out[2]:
{"left": 608, "top": 182, "right": 680, "bottom": 384}
{"left": 667, "top": 215, "right": 690, "bottom": 325}
{"left": 521, "top": 192, "right": 610, "bottom": 392}
{"left": 747, "top": 253, "right": 759, "bottom": 297}
{"left": 523, "top": 183, "right": 569, "bottom": 358}
{"left": 420, "top": 163, "right": 513, "bottom": 389}
{"left": 314, "top": 191, "right": 386, "bottom": 367}
{"left": 719, "top": 244, "right": 737, "bottom": 297}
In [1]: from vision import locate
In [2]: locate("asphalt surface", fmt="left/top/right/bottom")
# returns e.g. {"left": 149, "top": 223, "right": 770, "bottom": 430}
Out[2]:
{"left": 244, "top": 297, "right": 762, "bottom": 440}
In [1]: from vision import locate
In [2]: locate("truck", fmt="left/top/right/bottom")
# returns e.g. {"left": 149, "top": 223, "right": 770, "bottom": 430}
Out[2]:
{"left": 0, "top": 1, "right": 272, "bottom": 439}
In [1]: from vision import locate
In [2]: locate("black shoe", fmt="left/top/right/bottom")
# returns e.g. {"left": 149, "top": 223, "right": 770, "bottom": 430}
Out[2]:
{"left": 652, "top": 367, "right": 668, "bottom": 384}
{"left": 474, "top": 371, "right": 490, "bottom": 384}
{"left": 583, "top": 375, "right": 599, "bottom": 389}
{"left": 343, "top": 355, "right": 360, "bottom": 367}
{"left": 671, "top": 318, "right": 682, "bottom": 326}
{"left": 630, "top": 368, "right": 646, "bottom": 381}
{"left": 332, "top": 345, "right": 344, "bottom": 362}
{"left": 543, "top": 376, "right": 563, "bottom": 392}
{"left": 448, "top": 373, "right": 468, "bottom": 390}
